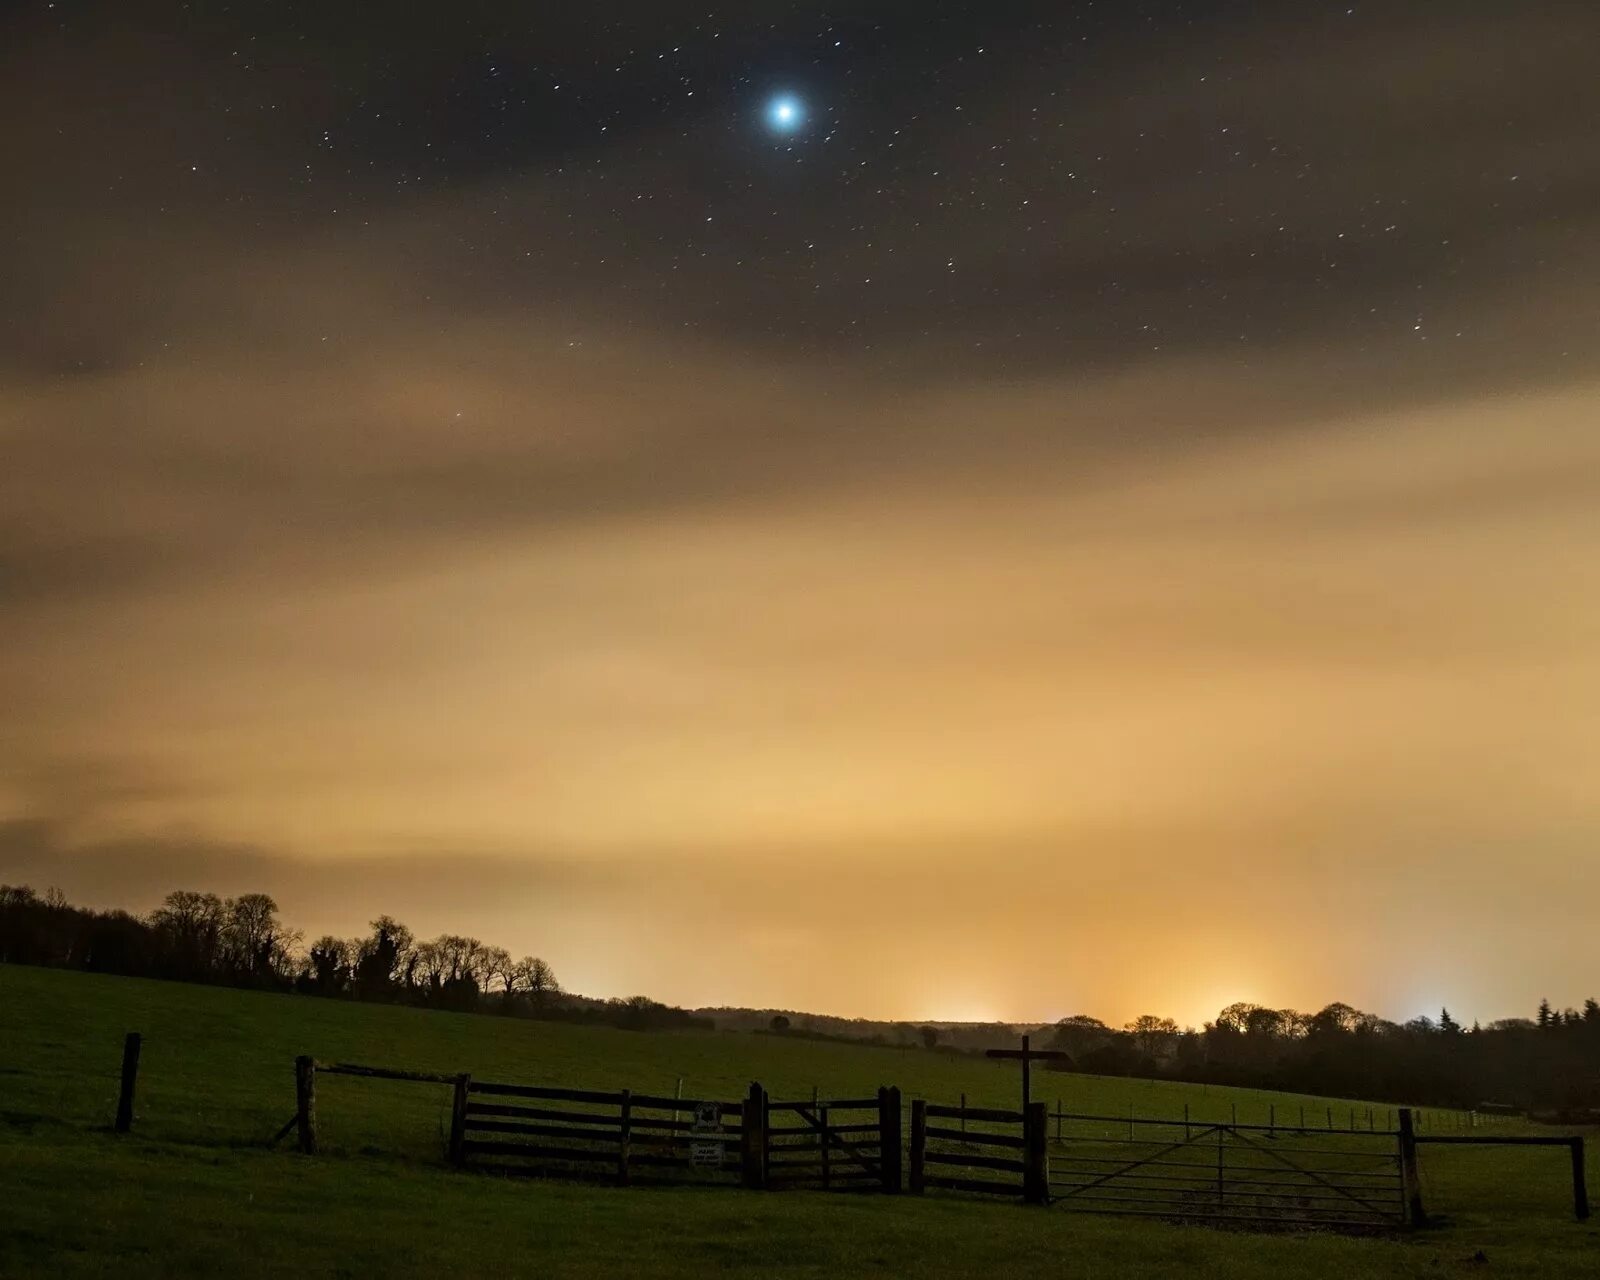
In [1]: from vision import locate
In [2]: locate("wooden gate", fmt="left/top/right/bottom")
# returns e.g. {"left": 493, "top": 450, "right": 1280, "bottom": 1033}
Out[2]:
{"left": 909, "top": 1100, "right": 1049, "bottom": 1203}
{"left": 455, "top": 1078, "right": 759, "bottom": 1186}
{"left": 764, "top": 1087, "right": 902, "bottom": 1192}
{"left": 1048, "top": 1111, "right": 1410, "bottom": 1230}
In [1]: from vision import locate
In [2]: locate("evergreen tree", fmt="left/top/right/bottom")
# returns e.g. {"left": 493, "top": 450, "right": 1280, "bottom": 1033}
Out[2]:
{"left": 1537, "top": 997, "right": 1553, "bottom": 1029}
{"left": 1439, "top": 1007, "right": 1461, "bottom": 1034}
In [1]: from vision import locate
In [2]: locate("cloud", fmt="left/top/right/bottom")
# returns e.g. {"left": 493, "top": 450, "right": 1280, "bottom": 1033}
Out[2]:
{"left": 3, "top": 1, "right": 1599, "bottom": 1024}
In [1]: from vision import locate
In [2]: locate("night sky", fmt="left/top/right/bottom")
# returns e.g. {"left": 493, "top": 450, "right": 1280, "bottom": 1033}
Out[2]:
{"left": 4, "top": 2, "right": 1599, "bottom": 1024}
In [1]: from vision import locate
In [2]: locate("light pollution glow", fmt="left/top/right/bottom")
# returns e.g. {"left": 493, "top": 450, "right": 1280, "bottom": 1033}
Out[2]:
{"left": 3, "top": 4, "right": 1599, "bottom": 1029}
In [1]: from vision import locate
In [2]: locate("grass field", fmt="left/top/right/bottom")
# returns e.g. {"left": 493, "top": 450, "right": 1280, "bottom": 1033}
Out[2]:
{"left": 2, "top": 965, "right": 1595, "bottom": 1277}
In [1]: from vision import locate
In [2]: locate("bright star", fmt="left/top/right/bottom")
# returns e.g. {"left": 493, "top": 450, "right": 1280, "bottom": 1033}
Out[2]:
{"left": 766, "top": 95, "right": 803, "bottom": 132}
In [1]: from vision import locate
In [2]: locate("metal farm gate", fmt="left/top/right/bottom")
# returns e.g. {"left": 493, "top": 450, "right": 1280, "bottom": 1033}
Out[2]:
{"left": 1048, "top": 1111, "right": 1410, "bottom": 1230}
{"left": 910, "top": 1099, "right": 1414, "bottom": 1230}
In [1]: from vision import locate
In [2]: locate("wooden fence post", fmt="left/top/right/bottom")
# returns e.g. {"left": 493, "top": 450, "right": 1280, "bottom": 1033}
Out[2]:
{"left": 1023, "top": 1101, "right": 1049, "bottom": 1206}
{"left": 617, "top": 1089, "right": 632, "bottom": 1186}
{"left": 909, "top": 1100, "right": 927, "bottom": 1194}
{"left": 878, "top": 1087, "right": 903, "bottom": 1193}
{"left": 295, "top": 1055, "right": 318, "bottom": 1155}
{"left": 820, "top": 1104, "right": 831, "bottom": 1190}
{"left": 114, "top": 1032, "right": 141, "bottom": 1134}
{"left": 447, "top": 1073, "right": 470, "bottom": 1166}
{"left": 1397, "top": 1107, "right": 1424, "bottom": 1226}
{"left": 1572, "top": 1138, "right": 1590, "bottom": 1221}
{"left": 741, "top": 1082, "right": 767, "bottom": 1190}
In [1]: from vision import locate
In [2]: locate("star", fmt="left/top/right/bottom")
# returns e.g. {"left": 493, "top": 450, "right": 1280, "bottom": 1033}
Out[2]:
{"left": 765, "top": 94, "right": 804, "bottom": 133}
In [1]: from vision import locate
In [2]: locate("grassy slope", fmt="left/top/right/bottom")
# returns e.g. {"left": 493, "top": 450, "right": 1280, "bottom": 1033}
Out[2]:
{"left": 1, "top": 965, "right": 1595, "bottom": 1278}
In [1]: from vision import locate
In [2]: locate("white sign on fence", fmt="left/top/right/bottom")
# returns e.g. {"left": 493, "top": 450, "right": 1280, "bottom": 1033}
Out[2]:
{"left": 689, "top": 1141, "right": 724, "bottom": 1168}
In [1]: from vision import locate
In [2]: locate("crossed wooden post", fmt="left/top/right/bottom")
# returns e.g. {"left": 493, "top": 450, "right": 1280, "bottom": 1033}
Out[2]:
{"left": 984, "top": 1034, "right": 1069, "bottom": 1113}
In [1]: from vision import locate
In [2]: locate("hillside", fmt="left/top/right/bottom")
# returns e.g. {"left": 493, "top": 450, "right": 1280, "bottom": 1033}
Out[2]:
{"left": 1, "top": 965, "right": 1595, "bottom": 1278}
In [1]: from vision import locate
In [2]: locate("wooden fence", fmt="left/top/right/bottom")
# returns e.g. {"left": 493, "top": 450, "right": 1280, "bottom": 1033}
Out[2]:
{"left": 276, "top": 1054, "right": 1587, "bottom": 1226}
{"left": 909, "top": 1100, "right": 1049, "bottom": 1204}
{"left": 764, "top": 1089, "right": 901, "bottom": 1192}
{"left": 455, "top": 1078, "right": 904, "bottom": 1193}
{"left": 455, "top": 1078, "right": 758, "bottom": 1187}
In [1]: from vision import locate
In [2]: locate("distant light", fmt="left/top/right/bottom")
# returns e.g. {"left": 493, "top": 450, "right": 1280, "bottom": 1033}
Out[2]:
{"left": 766, "top": 95, "right": 804, "bottom": 133}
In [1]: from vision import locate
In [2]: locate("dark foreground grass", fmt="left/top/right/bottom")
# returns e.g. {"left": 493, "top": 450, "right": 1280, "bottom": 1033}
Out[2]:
{"left": 2, "top": 966, "right": 1596, "bottom": 1277}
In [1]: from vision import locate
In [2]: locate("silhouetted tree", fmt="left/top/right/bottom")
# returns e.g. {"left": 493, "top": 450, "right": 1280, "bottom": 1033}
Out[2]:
{"left": 513, "top": 956, "right": 559, "bottom": 1010}
{"left": 306, "top": 936, "right": 352, "bottom": 994}
{"left": 1126, "top": 1015, "right": 1180, "bottom": 1057}
{"left": 150, "top": 890, "right": 225, "bottom": 980}
{"left": 353, "top": 915, "right": 413, "bottom": 998}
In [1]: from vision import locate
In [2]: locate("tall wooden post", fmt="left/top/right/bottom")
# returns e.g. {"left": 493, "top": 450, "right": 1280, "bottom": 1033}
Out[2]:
{"left": 741, "top": 1082, "right": 767, "bottom": 1190}
{"left": 448, "top": 1073, "right": 470, "bottom": 1166}
{"left": 1572, "top": 1138, "right": 1590, "bottom": 1221}
{"left": 1397, "top": 1107, "right": 1424, "bottom": 1226}
{"left": 1023, "top": 1101, "right": 1049, "bottom": 1205}
{"left": 114, "top": 1032, "right": 141, "bottom": 1134}
{"left": 617, "top": 1089, "right": 633, "bottom": 1186}
{"left": 909, "top": 1100, "right": 927, "bottom": 1194}
{"left": 820, "top": 1104, "right": 832, "bottom": 1190}
{"left": 878, "top": 1087, "right": 903, "bottom": 1193}
{"left": 295, "top": 1055, "right": 318, "bottom": 1155}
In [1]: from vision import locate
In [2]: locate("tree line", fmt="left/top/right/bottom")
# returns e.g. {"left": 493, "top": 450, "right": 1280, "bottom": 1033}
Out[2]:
{"left": 5, "top": 881, "right": 1595, "bottom": 1113}
{"left": 1043, "top": 999, "right": 1600, "bottom": 1116}
{"left": 0, "top": 883, "right": 709, "bottom": 1032}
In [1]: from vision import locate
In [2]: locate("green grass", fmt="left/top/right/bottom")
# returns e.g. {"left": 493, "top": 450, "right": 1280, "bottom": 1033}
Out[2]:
{"left": 1, "top": 965, "right": 1596, "bottom": 1277}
